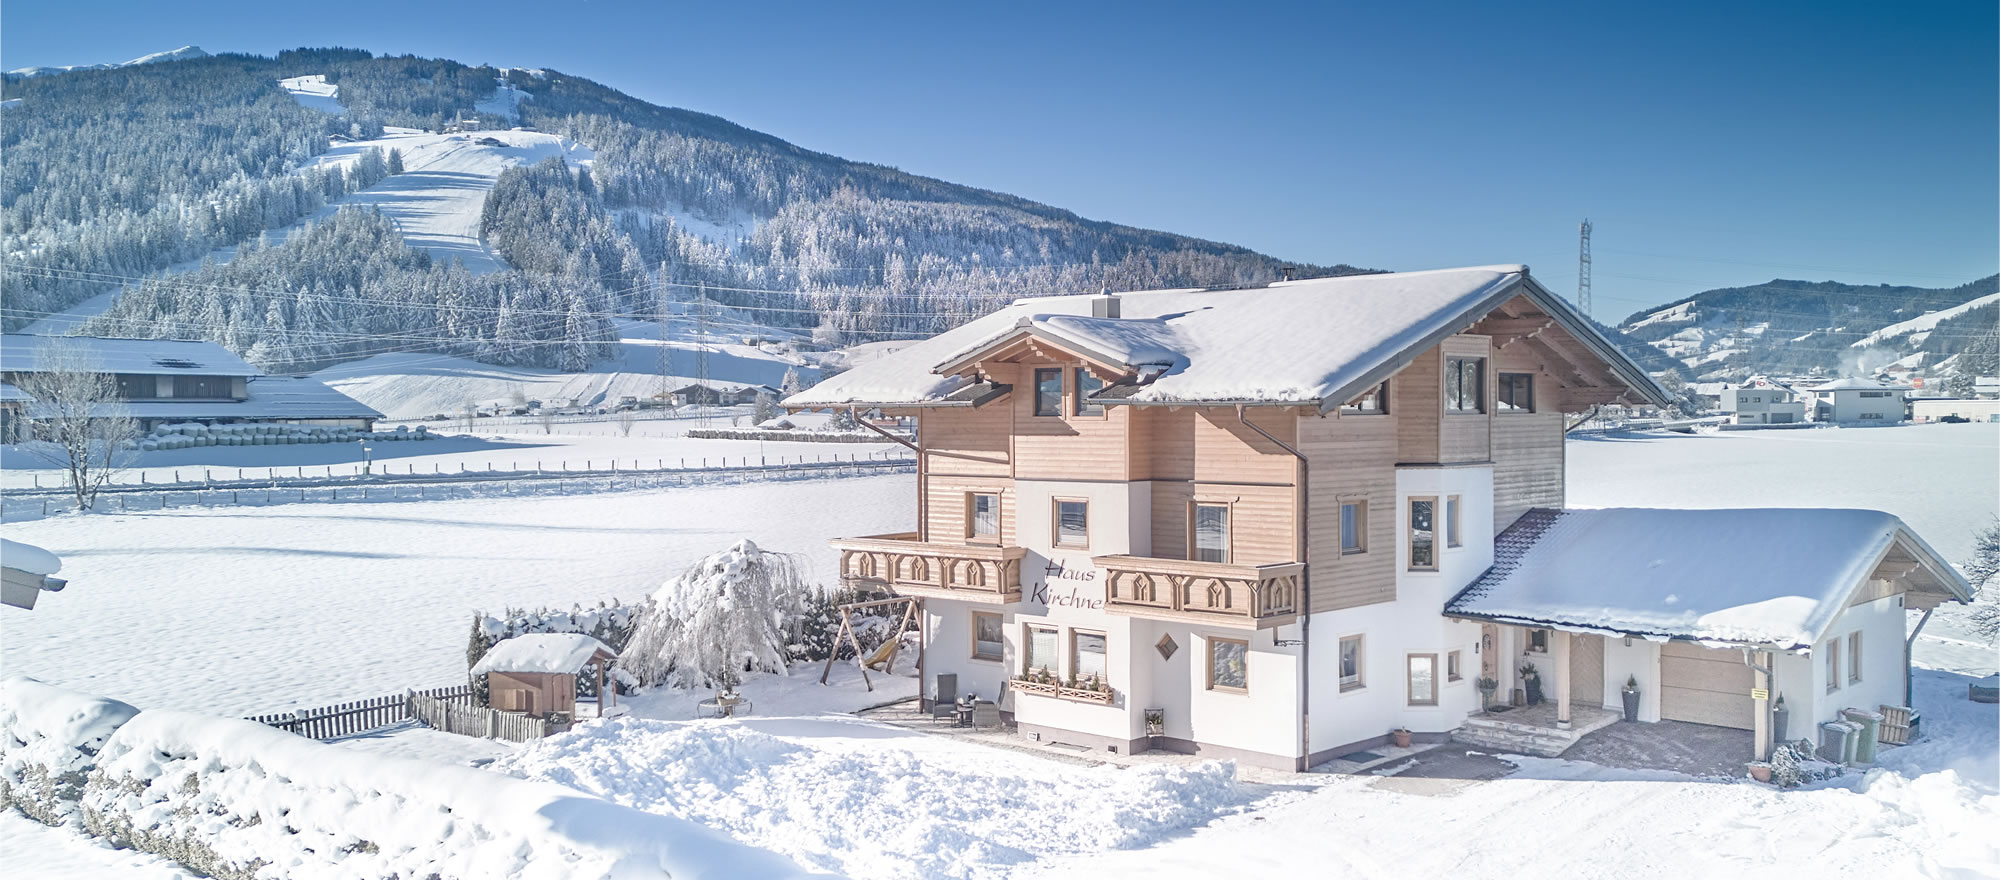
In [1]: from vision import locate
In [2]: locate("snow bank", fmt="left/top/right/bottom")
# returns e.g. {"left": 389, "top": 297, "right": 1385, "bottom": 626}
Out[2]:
{"left": 81, "top": 709, "right": 826, "bottom": 880}
{"left": 495, "top": 717, "right": 1244, "bottom": 879}
{"left": 473, "top": 633, "right": 615, "bottom": 675}
{"left": 0, "top": 676, "right": 139, "bottom": 825}
{"left": 1, "top": 538, "right": 62, "bottom": 576}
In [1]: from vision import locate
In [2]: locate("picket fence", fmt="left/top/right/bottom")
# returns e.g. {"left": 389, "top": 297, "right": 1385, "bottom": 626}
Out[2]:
{"left": 246, "top": 685, "right": 474, "bottom": 741}
{"left": 409, "top": 692, "right": 557, "bottom": 743}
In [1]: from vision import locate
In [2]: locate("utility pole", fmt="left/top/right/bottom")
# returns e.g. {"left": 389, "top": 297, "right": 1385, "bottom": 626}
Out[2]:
{"left": 657, "top": 262, "right": 672, "bottom": 414}
{"left": 1577, "top": 219, "right": 1593, "bottom": 321}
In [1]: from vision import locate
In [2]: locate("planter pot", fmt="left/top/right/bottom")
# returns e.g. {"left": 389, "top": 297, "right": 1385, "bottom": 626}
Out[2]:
{"left": 1144, "top": 708, "right": 1166, "bottom": 737}
{"left": 1391, "top": 729, "right": 1412, "bottom": 749}
{"left": 1747, "top": 762, "right": 1773, "bottom": 784}
{"left": 1772, "top": 704, "right": 1789, "bottom": 743}
{"left": 1621, "top": 688, "right": 1640, "bottom": 722}
{"left": 1511, "top": 688, "right": 1526, "bottom": 707}
{"left": 1478, "top": 687, "right": 1497, "bottom": 712}
{"left": 1524, "top": 677, "right": 1544, "bottom": 705}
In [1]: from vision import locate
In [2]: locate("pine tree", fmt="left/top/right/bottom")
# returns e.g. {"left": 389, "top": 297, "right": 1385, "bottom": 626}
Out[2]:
{"left": 387, "top": 148, "right": 404, "bottom": 175}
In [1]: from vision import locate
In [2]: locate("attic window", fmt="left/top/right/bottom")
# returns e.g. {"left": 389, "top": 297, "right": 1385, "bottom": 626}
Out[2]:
{"left": 152, "top": 358, "right": 201, "bottom": 370}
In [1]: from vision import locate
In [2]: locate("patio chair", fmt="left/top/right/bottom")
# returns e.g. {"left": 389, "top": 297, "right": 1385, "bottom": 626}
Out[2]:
{"left": 970, "top": 700, "right": 1000, "bottom": 730}
{"left": 930, "top": 673, "right": 957, "bottom": 725}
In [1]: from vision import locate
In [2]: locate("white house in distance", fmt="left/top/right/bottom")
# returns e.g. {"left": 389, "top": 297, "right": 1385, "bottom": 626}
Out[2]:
{"left": 788, "top": 265, "right": 1971, "bottom": 769}
{"left": 0, "top": 334, "right": 381, "bottom": 435}
{"left": 1807, "top": 377, "right": 1910, "bottom": 424}
{"left": 1721, "top": 379, "right": 1806, "bottom": 425}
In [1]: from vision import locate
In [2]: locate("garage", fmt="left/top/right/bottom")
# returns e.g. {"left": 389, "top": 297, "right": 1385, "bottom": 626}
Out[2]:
{"left": 1658, "top": 641, "right": 1753, "bottom": 729}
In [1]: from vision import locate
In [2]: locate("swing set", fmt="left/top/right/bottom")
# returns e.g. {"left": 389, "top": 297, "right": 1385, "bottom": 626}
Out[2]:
{"left": 818, "top": 595, "right": 921, "bottom": 691}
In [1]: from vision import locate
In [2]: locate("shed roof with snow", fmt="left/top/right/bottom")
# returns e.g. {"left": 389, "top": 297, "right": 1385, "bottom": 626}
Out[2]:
{"left": 1444, "top": 508, "right": 1970, "bottom": 650}
{"left": 471, "top": 634, "right": 616, "bottom": 676}
{"left": 786, "top": 265, "right": 1668, "bottom": 412}
{"left": 0, "top": 334, "right": 261, "bottom": 377}
{"left": 1808, "top": 377, "right": 1912, "bottom": 392}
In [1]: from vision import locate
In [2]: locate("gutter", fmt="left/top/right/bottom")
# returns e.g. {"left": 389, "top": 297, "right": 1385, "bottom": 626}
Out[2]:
{"left": 1237, "top": 404, "right": 1311, "bottom": 766}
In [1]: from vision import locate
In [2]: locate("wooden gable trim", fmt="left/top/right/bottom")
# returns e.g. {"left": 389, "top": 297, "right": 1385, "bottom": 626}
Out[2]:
{"left": 940, "top": 328, "right": 1132, "bottom": 382}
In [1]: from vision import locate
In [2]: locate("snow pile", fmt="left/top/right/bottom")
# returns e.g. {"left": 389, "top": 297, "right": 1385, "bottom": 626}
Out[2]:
{"left": 140, "top": 422, "right": 420, "bottom": 451}
{"left": 80, "top": 709, "right": 823, "bottom": 880}
{"left": 0, "top": 677, "right": 139, "bottom": 825}
{"left": 1, "top": 538, "right": 62, "bottom": 576}
{"left": 494, "top": 717, "right": 1244, "bottom": 879}
{"left": 473, "top": 634, "right": 614, "bottom": 675}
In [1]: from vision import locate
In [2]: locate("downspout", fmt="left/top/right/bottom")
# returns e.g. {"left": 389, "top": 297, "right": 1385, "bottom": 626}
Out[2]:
{"left": 1741, "top": 648, "right": 1774, "bottom": 761}
{"left": 1906, "top": 607, "right": 1935, "bottom": 708}
{"left": 1238, "top": 405, "right": 1311, "bottom": 767}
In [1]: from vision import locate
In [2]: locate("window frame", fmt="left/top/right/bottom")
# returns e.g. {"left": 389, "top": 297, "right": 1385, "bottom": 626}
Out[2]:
{"left": 1207, "top": 636, "right": 1250, "bottom": 694}
{"left": 1407, "top": 653, "right": 1440, "bottom": 706}
{"left": 1408, "top": 495, "right": 1439, "bottom": 572}
{"left": 1445, "top": 495, "right": 1462, "bottom": 549}
{"left": 1024, "top": 623, "right": 1060, "bottom": 677}
{"left": 1189, "top": 501, "right": 1232, "bottom": 564}
{"left": 1033, "top": 367, "right": 1064, "bottom": 417}
{"left": 1338, "top": 634, "right": 1365, "bottom": 692}
{"left": 1848, "top": 631, "right": 1862, "bottom": 684}
{"left": 1070, "top": 628, "right": 1108, "bottom": 685}
{"left": 1496, "top": 372, "right": 1535, "bottom": 413}
{"left": 1339, "top": 380, "right": 1390, "bottom": 415}
{"left": 1072, "top": 367, "right": 1106, "bottom": 417}
{"left": 966, "top": 492, "right": 1001, "bottom": 543}
{"left": 1527, "top": 628, "right": 1550, "bottom": 654}
{"left": 1445, "top": 356, "right": 1486, "bottom": 414}
{"left": 1052, "top": 497, "right": 1090, "bottom": 550}
{"left": 1447, "top": 649, "right": 1463, "bottom": 682}
{"left": 1825, "top": 638, "right": 1840, "bottom": 692}
{"left": 970, "top": 611, "right": 1005, "bottom": 662}
{"left": 1339, "top": 499, "right": 1368, "bottom": 555}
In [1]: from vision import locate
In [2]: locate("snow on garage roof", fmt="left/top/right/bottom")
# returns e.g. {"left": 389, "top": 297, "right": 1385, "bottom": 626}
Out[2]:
{"left": 786, "top": 265, "right": 1666, "bottom": 411}
{"left": 471, "top": 634, "right": 616, "bottom": 676}
{"left": 1, "top": 335, "right": 261, "bottom": 377}
{"left": 1, "top": 539, "right": 62, "bottom": 577}
{"left": 1445, "top": 508, "right": 1971, "bottom": 650}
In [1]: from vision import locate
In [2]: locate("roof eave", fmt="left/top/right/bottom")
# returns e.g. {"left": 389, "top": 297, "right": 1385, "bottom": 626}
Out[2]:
{"left": 1515, "top": 276, "right": 1675, "bottom": 408}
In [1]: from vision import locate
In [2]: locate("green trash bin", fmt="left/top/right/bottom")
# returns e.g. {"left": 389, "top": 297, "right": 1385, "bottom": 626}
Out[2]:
{"left": 1841, "top": 708, "right": 1882, "bottom": 765}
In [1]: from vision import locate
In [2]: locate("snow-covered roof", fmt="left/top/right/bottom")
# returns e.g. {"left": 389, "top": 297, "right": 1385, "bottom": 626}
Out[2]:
{"left": 472, "top": 633, "right": 616, "bottom": 676}
{"left": 787, "top": 266, "right": 1668, "bottom": 411}
{"left": 1445, "top": 508, "right": 1971, "bottom": 650}
{"left": 0, "top": 382, "right": 29, "bottom": 402}
{"left": 1, "top": 539, "right": 62, "bottom": 577}
{"left": 1809, "top": 377, "right": 1912, "bottom": 392}
{"left": 0, "top": 335, "right": 261, "bottom": 377}
{"left": 240, "top": 377, "right": 385, "bottom": 419}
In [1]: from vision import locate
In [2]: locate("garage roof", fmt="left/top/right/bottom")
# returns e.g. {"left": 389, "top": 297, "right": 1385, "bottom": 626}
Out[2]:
{"left": 1444, "top": 508, "right": 1971, "bottom": 651}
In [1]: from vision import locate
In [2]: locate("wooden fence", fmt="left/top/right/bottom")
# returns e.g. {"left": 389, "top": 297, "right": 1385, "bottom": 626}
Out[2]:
{"left": 247, "top": 685, "right": 473, "bottom": 741}
{"left": 409, "top": 693, "right": 556, "bottom": 743}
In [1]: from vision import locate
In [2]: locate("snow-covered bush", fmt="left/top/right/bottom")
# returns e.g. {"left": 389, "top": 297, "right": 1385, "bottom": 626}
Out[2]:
{"left": 79, "top": 708, "right": 815, "bottom": 880}
{"left": 1963, "top": 520, "right": 2000, "bottom": 643}
{"left": 621, "top": 540, "right": 819, "bottom": 690}
{"left": 468, "top": 602, "right": 639, "bottom": 675}
{"left": 0, "top": 676, "right": 139, "bottom": 825}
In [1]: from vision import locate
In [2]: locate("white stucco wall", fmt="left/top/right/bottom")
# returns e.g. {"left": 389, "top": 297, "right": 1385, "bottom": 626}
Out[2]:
{"left": 1601, "top": 636, "right": 1662, "bottom": 722}
{"left": 1784, "top": 594, "right": 1912, "bottom": 729}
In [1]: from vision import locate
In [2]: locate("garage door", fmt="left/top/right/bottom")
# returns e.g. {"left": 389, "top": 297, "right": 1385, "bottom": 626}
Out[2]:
{"left": 1659, "top": 641, "right": 1754, "bottom": 729}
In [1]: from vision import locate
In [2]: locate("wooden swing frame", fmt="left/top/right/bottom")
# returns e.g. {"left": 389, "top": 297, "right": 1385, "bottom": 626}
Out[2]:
{"left": 819, "top": 595, "right": 921, "bottom": 691}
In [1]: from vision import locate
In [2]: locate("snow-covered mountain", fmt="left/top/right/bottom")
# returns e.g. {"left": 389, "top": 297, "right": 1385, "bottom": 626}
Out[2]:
{"left": 6, "top": 44, "right": 208, "bottom": 78}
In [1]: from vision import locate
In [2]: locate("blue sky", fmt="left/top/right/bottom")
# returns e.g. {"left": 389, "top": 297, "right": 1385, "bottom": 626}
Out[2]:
{"left": 5, "top": 0, "right": 1993, "bottom": 318}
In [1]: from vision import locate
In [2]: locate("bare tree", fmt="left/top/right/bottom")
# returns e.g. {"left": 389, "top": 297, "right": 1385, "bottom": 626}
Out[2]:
{"left": 1964, "top": 520, "right": 2000, "bottom": 643}
{"left": 460, "top": 393, "right": 478, "bottom": 432}
{"left": 17, "top": 342, "right": 137, "bottom": 510}
{"left": 615, "top": 410, "right": 638, "bottom": 437}
{"left": 539, "top": 407, "right": 556, "bottom": 434}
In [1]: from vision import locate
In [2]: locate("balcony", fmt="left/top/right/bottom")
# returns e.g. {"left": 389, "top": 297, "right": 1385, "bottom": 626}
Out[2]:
{"left": 1094, "top": 555, "right": 1304, "bottom": 629}
{"left": 831, "top": 533, "right": 1027, "bottom": 604}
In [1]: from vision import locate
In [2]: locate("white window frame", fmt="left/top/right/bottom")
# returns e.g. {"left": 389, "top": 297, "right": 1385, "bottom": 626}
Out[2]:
{"left": 1338, "top": 634, "right": 1365, "bottom": 692}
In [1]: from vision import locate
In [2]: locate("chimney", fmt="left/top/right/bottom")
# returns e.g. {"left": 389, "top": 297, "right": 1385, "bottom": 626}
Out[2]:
{"left": 1280, "top": 266, "right": 1296, "bottom": 282}
{"left": 1092, "top": 288, "right": 1120, "bottom": 319}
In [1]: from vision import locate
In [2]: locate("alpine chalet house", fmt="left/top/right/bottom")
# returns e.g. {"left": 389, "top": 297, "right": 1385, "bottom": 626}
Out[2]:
{"left": 788, "top": 266, "right": 1969, "bottom": 769}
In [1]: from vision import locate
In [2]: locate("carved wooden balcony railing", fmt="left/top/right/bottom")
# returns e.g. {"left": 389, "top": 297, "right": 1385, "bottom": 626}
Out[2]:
{"left": 831, "top": 533, "right": 1026, "bottom": 604}
{"left": 1093, "top": 555, "right": 1305, "bottom": 629}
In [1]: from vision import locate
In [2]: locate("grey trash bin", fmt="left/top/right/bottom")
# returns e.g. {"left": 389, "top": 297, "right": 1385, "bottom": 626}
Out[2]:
{"left": 1817, "top": 720, "right": 1857, "bottom": 763}
{"left": 1840, "top": 708, "right": 1882, "bottom": 764}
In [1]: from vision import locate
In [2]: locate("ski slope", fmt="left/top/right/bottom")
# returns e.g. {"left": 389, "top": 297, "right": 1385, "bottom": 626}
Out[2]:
{"left": 1851, "top": 291, "right": 2000, "bottom": 348}
{"left": 278, "top": 74, "right": 344, "bottom": 114}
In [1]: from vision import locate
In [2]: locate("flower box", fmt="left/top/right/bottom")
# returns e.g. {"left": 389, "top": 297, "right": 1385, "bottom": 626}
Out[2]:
{"left": 1056, "top": 686, "right": 1114, "bottom": 705}
{"left": 1009, "top": 678, "right": 1060, "bottom": 697}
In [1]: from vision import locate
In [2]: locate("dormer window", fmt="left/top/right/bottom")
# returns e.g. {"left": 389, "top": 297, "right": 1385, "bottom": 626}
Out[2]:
{"left": 1034, "top": 368, "right": 1063, "bottom": 416}
{"left": 1074, "top": 368, "right": 1105, "bottom": 416}
{"left": 1446, "top": 357, "right": 1484, "bottom": 413}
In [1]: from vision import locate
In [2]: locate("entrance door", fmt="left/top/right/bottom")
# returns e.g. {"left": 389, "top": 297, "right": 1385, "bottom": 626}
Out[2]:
{"left": 1569, "top": 634, "right": 1604, "bottom": 708}
{"left": 1659, "top": 641, "right": 1754, "bottom": 728}
{"left": 1480, "top": 624, "right": 1499, "bottom": 680}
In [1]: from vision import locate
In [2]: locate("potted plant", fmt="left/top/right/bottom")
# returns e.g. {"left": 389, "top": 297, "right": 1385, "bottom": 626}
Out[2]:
{"left": 1520, "top": 662, "right": 1543, "bottom": 705}
{"left": 1475, "top": 676, "right": 1499, "bottom": 711}
{"left": 1144, "top": 707, "right": 1166, "bottom": 737}
{"left": 1391, "top": 726, "right": 1413, "bottom": 749}
{"left": 1620, "top": 674, "right": 1641, "bottom": 722}
{"left": 1746, "top": 761, "right": 1773, "bottom": 784}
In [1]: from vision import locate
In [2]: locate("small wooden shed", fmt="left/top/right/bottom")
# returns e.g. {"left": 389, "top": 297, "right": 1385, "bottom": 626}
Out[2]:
{"left": 471, "top": 634, "right": 618, "bottom": 717}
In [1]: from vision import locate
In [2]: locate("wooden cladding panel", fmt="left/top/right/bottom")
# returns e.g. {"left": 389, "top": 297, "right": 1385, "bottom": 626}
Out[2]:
{"left": 920, "top": 402, "right": 1012, "bottom": 478}
{"left": 1131, "top": 407, "right": 1297, "bottom": 485}
{"left": 1395, "top": 345, "right": 1442, "bottom": 463}
{"left": 1298, "top": 412, "right": 1399, "bottom": 612}
{"left": 1490, "top": 349, "right": 1565, "bottom": 533}
{"left": 1004, "top": 361, "right": 1133, "bottom": 482}
{"left": 1440, "top": 335, "right": 1493, "bottom": 463}
{"left": 1148, "top": 481, "right": 1296, "bottom": 567}
{"left": 924, "top": 476, "right": 1017, "bottom": 546}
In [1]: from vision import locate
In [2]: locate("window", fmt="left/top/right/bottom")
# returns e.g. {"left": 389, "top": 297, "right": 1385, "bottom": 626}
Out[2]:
{"left": 1034, "top": 368, "right": 1063, "bottom": 417}
{"left": 1208, "top": 637, "right": 1248, "bottom": 693}
{"left": 972, "top": 612, "right": 1004, "bottom": 661}
{"left": 967, "top": 493, "right": 999, "bottom": 540}
{"left": 1858, "top": 413, "right": 1883, "bottom": 420}
{"left": 1339, "top": 635, "right": 1365, "bottom": 691}
{"left": 1447, "top": 650, "right": 1462, "bottom": 682}
{"left": 1072, "top": 630, "right": 1107, "bottom": 684}
{"left": 1825, "top": 638, "right": 1840, "bottom": 692}
{"left": 1848, "top": 631, "right": 1862, "bottom": 684}
{"left": 173, "top": 375, "right": 224, "bottom": 398}
{"left": 115, "top": 374, "right": 157, "bottom": 399}
{"left": 1339, "top": 380, "right": 1389, "bottom": 414}
{"left": 1446, "top": 357, "right": 1484, "bottom": 413}
{"left": 1340, "top": 500, "right": 1367, "bottom": 554}
{"left": 1025, "top": 625, "right": 1059, "bottom": 676}
{"left": 1859, "top": 390, "right": 1891, "bottom": 398}
{"left": 1073, "top": 368, "right": 1105, "bottom": 416}
{"left": 1446, "top": 495, "right": 1462, "bottom": 548}
{"left": 1408, "top": 497, "right": 1437, "bottom": 571}
{"left": 1528, "top": 629, "right": 1549, "bottom": 653}
{"left": 1053, "top": 498, "right": 1089, "bottom": 548}
{"left": 1407, "top": 654, "right": 1439, "bottom": 706}
{"left": 1192, "top": 503, "right": 1230, "bottom": 563}
{"left": 1497, "top": 372, "right": 1534, "bottom": 412}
